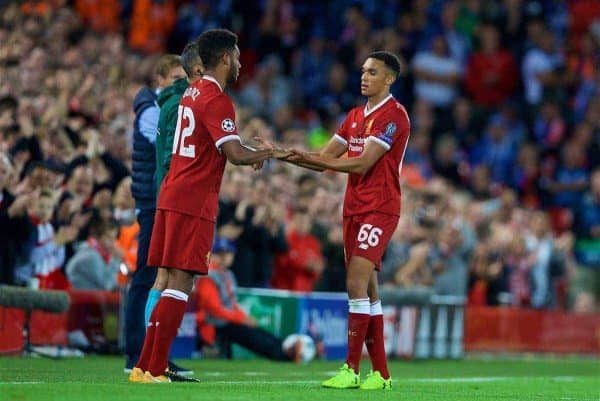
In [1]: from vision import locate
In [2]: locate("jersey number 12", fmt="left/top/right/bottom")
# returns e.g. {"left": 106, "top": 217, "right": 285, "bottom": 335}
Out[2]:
{"left": 172, "top": 105, "right": 195, "bottom": 158}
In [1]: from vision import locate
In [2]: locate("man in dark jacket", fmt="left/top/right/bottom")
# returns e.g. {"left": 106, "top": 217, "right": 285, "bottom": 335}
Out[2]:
{"left": 143, "top": 41, "right": 204, "bottom": 329}
{"left": 124, "top": 54, "right": 187, "bottom": 375}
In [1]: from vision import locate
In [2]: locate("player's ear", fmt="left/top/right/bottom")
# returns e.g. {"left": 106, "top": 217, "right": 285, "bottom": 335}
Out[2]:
{"left": 195, "top": 62, "right": 204, "bottom": 76}
{"left": 385, "top": 72, "right": 396, "bottom": 86}
{"left": 222, "top": 52, "right": 230, "bottom": 67}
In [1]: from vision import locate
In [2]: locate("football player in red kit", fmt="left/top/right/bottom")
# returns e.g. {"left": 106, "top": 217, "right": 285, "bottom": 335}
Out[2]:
{"left": 281, "top": 51, "right": 409, "bottom": 390}
{"left": 128, "top": 29, "right": 280, "bottom": 383}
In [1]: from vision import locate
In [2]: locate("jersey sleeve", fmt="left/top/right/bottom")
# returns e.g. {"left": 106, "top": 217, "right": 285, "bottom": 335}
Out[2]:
{"left": 203, "top": 95, "right": 241, "bottom": 149}
{"left": 367, "top": 108, "right": 410, "bottom": 152}
{"left": 332, "top": 112, "right": 352, "bottom": 148}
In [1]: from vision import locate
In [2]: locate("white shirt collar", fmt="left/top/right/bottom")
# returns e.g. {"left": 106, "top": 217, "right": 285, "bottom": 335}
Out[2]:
{"left": 202, "top": 75, "right": 223, "bottom": 92}
{"left": 364, "top": 94, "right": 393, "bottom": 117}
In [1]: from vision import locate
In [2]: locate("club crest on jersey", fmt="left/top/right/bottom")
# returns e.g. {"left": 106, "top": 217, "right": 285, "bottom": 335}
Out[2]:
{"left": 378, "top": 122, "right": 396, "bottom": 146}
{"left": 365, "top": 119, "right": 374, "bottom": 136}
{"left": 221, "top": 118, "right": 236, "bottom": 132}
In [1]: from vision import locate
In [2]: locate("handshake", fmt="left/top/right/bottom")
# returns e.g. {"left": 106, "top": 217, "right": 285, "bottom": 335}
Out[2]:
{"left": 253, "top": 137, "right": 309, "bottom": 163}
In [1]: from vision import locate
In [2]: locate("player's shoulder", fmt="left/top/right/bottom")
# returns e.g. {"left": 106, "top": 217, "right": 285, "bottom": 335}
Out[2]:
{"left": 383, "top": 98, "right": 407, "bottom": 113}
{"left": 345, "top": 105, "right": 363, "bottom": 121}
{"left": 382, "top": 98, "right": 410, "bottom": 123}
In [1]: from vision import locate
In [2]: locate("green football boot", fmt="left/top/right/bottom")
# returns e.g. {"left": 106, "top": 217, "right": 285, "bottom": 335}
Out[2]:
{"left": 359, "top": 370, "right": 392, "bottom": 390}
{"left": 321, "top": 363, "right": 360, "bottom": 389}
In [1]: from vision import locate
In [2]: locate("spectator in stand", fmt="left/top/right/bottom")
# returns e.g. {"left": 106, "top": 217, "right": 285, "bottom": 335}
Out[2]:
{"left": 239, "top": 56, "right": 291, "bottom": 117}
{"left": 272, "top": 206, "right": 324, "bottom": 292}
{"left": 544, "top": 141, "right": 589, "bottom": 209}
{"left": 0, "top": 95, "right": 18, "bottom": 133}
{"left": 412, "top": 35, "right": 461, "bottom": 110}
{"left": 11, "top": 189, "right": 72, "bottom": 289}
{"left": 229, "top": 178, "right": 288, "bottom": 288}
{"left": 526, "top": 211, "right": 556, "bottom": 308}
{"left": 293, "top": 32, "right": 333, "bottom": 105}
{"left": 572, "top": 167, "right": 600, "bottom": 312}
{"left": 451, "top": 97, "right": 479, "bottom": 149}
{"left": 470, "top": 119, "right": 519, "bottom": 185}
{"left": 465, "top": 23, "right": 518, "bottom": 109}
{"left": 438, "top": 0, "right": 470, "bottom": 67}
{"left": 522, "top": 22, "right": 564, "bottom": 107}
{"left": 65, "top": 217, "right": 122, "bottom": 291}
{"left": 318, "top": 63, "right": 359, "bottom": 117}
{"left": 512, "top": 143, "right": 542, "bottom": 208}
{"left": 532, "top": 99, "right": 567, "bottom": 151}
{"left": 432, "top": 134, "right": 465, "bottom": 187}
{"left": 0, "top": 153, "right": 23, "bottom": 285}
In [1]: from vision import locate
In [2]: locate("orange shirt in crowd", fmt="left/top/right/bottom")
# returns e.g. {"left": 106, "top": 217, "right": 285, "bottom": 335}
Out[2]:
{"left": 20, "top": 0, "right": 63, "bottom": 16}
{"left": 128, "top": 0, "right": 177, "bottom": 54}
{"left": 75, "top": 0, "right": 121, "bottom": 33}
{"left": 116, "top": 222, "right": 139, "bottom": 285}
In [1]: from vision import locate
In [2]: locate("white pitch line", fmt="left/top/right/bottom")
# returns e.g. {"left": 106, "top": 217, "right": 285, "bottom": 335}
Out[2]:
{"left": 210, "top": 380, "right": 319, "bottom": 385}
{"left": 1, "top": 376, "right": 589, "bottom": 386}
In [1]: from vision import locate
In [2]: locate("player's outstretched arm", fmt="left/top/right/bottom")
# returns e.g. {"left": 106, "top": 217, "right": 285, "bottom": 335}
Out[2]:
{"left": 289, "top": 140, "right": 387, "bottom": 175}
{"left": 221, "top": 140, "right": 274, "bottom": 166}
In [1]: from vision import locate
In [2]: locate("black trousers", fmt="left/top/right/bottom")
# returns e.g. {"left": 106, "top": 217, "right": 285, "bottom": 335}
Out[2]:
{"left": 124, "top": 208, "right": 157, "bottom": 365}
{"left": 216, "top": 323, "right": 291, "bottom": 361}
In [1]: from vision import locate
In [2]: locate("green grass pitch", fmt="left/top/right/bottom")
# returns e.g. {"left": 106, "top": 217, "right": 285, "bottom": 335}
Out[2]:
{"left": 1, "top": 356, "right": 598, "bottom": 401}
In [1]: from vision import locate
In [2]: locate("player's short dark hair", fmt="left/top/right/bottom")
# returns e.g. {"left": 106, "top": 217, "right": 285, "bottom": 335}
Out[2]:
{"left": 367, "top": 51, "right": 402, "bottom": 78}
{"left": 154, "top": 54, "right": 181, "bottom": 78}
{"left": 180, "top": 41, "right": 202, "bottom": 78}
{"left": 196, "top": 29, "right": 238, "bottom": 70}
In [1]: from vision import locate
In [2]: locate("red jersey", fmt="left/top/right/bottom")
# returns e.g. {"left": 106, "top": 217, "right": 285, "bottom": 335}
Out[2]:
{"left": 158, "top": 76, "right": 240, "bottom": 221}
{"left": 334, "top": 94, "right": 410, "bottom": 217}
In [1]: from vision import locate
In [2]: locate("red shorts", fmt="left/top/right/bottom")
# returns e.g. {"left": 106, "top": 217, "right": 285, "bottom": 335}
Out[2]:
{"left": 147, "top": 209, "right": 214, "bottom": 275}
{"left": 343, "top": 212, "right": 399, "bottom": 270}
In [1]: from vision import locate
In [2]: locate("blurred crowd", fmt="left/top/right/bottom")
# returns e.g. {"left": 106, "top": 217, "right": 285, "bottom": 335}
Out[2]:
{"left": 0, "top": 0, "right": 599, "bottom": 313}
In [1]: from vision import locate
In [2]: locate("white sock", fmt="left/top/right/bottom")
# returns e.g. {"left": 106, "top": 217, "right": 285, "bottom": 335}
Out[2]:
{"left": 161, "top": 289, "right": 189, "bottom": 302}
{"left": 348, "top": 298, "right": 370, "bottom": 314}
{"left": 370, "top": 300, "right": 383, "bottom": 316}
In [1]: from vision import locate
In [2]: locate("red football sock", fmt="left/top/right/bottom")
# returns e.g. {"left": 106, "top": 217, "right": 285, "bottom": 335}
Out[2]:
{"left": 135, "top": 298, "right": 163, "bottom": 372}
{"left": 365, "top": 301, "right": 390, "bottom": 379}
{"left": 345, "top": 298, "right": 370, "bottom": 373}
{"left": 148, "top": 290, "right": 189, "bottom": 376}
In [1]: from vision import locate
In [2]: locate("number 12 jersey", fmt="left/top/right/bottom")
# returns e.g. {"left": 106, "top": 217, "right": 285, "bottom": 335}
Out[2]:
{"left": 158, "top": 76, "right": 241, "bottom": 222}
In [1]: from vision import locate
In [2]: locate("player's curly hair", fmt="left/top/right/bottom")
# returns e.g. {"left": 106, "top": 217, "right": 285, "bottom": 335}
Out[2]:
{"left": 196, "top": 29, "right": 238, "bottom": 70}
{"left": 367, "top": 51, "right": 402, "bottom": 78}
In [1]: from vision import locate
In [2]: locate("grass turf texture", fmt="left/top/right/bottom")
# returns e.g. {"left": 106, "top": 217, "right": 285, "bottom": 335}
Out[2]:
{"left": 0, "top": 356, "right": 598, "bottom": 401}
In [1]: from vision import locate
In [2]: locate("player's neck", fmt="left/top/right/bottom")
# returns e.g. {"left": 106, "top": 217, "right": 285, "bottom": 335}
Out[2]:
{"left": 366, "top": 91, "right": 391, "bottom": 110}
{"left": 203, "top": 70, "right": 226, "bottom": 91}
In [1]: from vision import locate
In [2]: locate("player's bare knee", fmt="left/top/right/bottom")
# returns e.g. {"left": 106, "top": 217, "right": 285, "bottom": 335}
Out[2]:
{"left": 152, "top": 268, "right": 169, "bottom": 291}
{"left": 367, "top": 272, "right": 379, "bottom": 301}
{"left": 346, "top": 276, "right": 368, "bottom": 299}
{"left": 167, "top": 270, "right": 194, "bottom": 294}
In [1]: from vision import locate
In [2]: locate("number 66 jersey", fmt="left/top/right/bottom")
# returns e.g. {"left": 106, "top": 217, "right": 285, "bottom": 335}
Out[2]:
{"left": 333, "top": 95, "right": 410, "bottom": 269}
{"left": 157, "top": 76, "right": 241, "bottom": 223}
